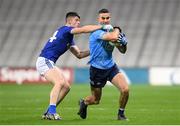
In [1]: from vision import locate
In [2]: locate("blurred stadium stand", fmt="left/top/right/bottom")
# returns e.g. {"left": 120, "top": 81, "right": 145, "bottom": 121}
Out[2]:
{"left": 0, "top": 0, "right": 180, "bottom": 67}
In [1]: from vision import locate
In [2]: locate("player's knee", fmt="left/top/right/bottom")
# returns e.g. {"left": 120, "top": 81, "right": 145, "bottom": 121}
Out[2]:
{"left": 94, "top": 97, "right": 100, "bottom": 104}
{"left": 64, "top": 83, "right": 71, "bottom": 91}
{"left": 121, "top": 86, "right": 129, "bottom": 94}
{"left": 91, "top": 96, "right": 100, "bottom": 104}
{"left": 54, "top": 80, "right": 64, "bottom": 87}
{"left": 56, "top": 81, "right": 64, "bottom": 86}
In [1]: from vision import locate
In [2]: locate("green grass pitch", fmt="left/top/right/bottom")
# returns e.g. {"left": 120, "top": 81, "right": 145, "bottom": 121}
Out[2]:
{"left": 0, "top": 84, "right": 180, "bottom": 125}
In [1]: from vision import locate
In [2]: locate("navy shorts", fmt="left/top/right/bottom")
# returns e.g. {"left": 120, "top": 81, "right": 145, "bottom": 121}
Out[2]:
{"left": 90, "top": 64, "right": 120, "bottom": 88}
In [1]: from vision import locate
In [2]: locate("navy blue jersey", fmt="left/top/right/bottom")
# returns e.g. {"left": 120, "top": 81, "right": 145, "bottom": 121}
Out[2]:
{"left": 39, "top": 26, "right": 75, "bottom": 63}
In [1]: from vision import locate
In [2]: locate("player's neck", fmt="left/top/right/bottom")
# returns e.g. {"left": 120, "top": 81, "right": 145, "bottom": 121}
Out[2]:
{"left": 65, "top": 23, "right": 72, "bottom": 27}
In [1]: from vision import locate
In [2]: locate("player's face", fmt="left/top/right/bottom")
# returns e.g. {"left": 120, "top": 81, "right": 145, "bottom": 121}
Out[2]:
{"left": 98, "top": 13, "right": 111, "bottom": 25}
{"left": 70, "top": 16, "right": 80, "bottom": 27}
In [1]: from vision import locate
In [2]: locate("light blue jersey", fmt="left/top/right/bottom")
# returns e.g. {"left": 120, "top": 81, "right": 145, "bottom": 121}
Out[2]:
{"left": 88, "top": 30, "right": 115, "bottom": 69}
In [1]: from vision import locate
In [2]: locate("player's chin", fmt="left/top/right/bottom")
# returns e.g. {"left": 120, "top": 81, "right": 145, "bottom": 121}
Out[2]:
{"left": 101, "top": 22, "right": 109, "bottom": 25}
{"left": 105, "top": 22, "right": 110, "bottom": 25}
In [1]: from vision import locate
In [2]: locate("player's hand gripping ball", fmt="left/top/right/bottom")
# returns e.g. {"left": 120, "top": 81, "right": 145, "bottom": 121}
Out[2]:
{"left": 109, "top": 26, "right": 127, "bottom": 46}
{"left": 109, "top": 33, "right": 128, "bottom": 46}
{"left": 109, "top": 32, "right": 128, "bottom": 46}
{"left": 117, "top": 33, "right": 128, "bottom": 46}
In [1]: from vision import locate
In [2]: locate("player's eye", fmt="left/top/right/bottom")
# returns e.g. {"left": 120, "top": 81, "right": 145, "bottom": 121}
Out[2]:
{"left": 76, "top": 19, "right": 80, "bottom": 21}
{"left": 101, "top": 17, "right": 110, "bottom": 20}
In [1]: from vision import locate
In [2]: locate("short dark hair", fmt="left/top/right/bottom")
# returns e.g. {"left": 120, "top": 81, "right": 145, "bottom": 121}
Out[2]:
{"left": 98, "top": 8, "right": 109, "bottom": 14}
{"left": 65, "top": 12, "right": 80, "bottom": 19}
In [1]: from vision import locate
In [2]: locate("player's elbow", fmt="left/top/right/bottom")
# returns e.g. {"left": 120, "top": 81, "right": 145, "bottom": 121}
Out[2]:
{"left": 76, "top": 54, "right": 83, "bottom": 59}
{"left": 76, "top": 56, "right": 82, "bottom": 59}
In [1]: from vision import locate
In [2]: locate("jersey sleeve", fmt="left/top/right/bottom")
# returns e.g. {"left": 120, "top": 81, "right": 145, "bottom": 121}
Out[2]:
{"left": 70, "top": 39, "right": 75, "bottom": 46}
{"left": 66, "top": 26, "right": 74, "bottom": 34}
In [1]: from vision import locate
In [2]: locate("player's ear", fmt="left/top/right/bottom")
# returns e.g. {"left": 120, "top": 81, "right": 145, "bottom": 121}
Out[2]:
{"left": 66, "top": 17, "right": 73, "bottom": 25}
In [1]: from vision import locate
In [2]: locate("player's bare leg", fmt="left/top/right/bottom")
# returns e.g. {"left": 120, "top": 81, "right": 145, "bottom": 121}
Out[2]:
{"left": 111, "top": 73, "right": 129, "bottom": 120}
{"left": 84, "top": 87, "right": 102, "bottom": 105}
{"left": 53, "top": 67, "right": 71, "bottom": 106}
{"left": 43, "top": 67, "right": 65, "bottom": 120}
{"left": 78, "top": 87, "right": 102, "bottom": 119}
{"left": 56, "top": 81, "right": 71, "bottom": 106}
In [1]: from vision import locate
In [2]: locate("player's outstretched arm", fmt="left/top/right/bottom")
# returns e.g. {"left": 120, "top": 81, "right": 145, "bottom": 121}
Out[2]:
{"left": 71, "top": 25, "right": 102, "bottom": 34}
{"left": 71, "top": 25, "right": 113, "bottom": 34}
{"left": 70, "top": 45, "right": 90, "bottom": 59}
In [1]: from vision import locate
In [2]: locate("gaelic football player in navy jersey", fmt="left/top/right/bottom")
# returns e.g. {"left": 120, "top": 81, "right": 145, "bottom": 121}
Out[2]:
{"left": 36, "top": 12, "right": 113, "bottom": 120}
{"left": 77, "top": 9, "right": 129, "bottom": 120}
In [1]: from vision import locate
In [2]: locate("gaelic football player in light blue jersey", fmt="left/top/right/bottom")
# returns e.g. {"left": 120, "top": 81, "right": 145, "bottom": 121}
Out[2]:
{"left": 78, "top": 9, "right": 129, "bottom": 120}
{"left": 36, "top": 12, "right": 112, "bottom": 120}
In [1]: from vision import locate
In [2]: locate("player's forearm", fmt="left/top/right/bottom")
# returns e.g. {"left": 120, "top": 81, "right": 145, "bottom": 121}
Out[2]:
{"left": 117, "top": 44, "right": 127, "bottom": 54}
{"left": 111, "top": 29, "right": 120, "bottom": 40}
{"left": 76, "top": 50, "right": 90, "bottom": 59}
{"left": 102, "top": 29, "right": 120, "bottom": 41}
{"left": 80, "top": 25, "right": 103, "bottom": 33}
{"left": 71, "top": 25, "right": 102, "bottom": 34}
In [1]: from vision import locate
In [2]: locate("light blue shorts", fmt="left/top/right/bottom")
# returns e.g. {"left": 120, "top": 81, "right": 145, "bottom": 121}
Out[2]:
{"left": 36, "top": 57, "right": 55, "bottom": 75}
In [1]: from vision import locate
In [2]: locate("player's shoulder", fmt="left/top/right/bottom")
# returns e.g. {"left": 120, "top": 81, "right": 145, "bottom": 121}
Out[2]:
{"left": 91, "top": 29, "right": 105, "bottom": 35}
{"left": 90, "top": 29, "right": 106, "bottom": 40}
{"left": 59, "top": 25, "right": 73, "bottom": 30}
{"left": 58, "top": 26, "right": 74, "bottom": 33}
